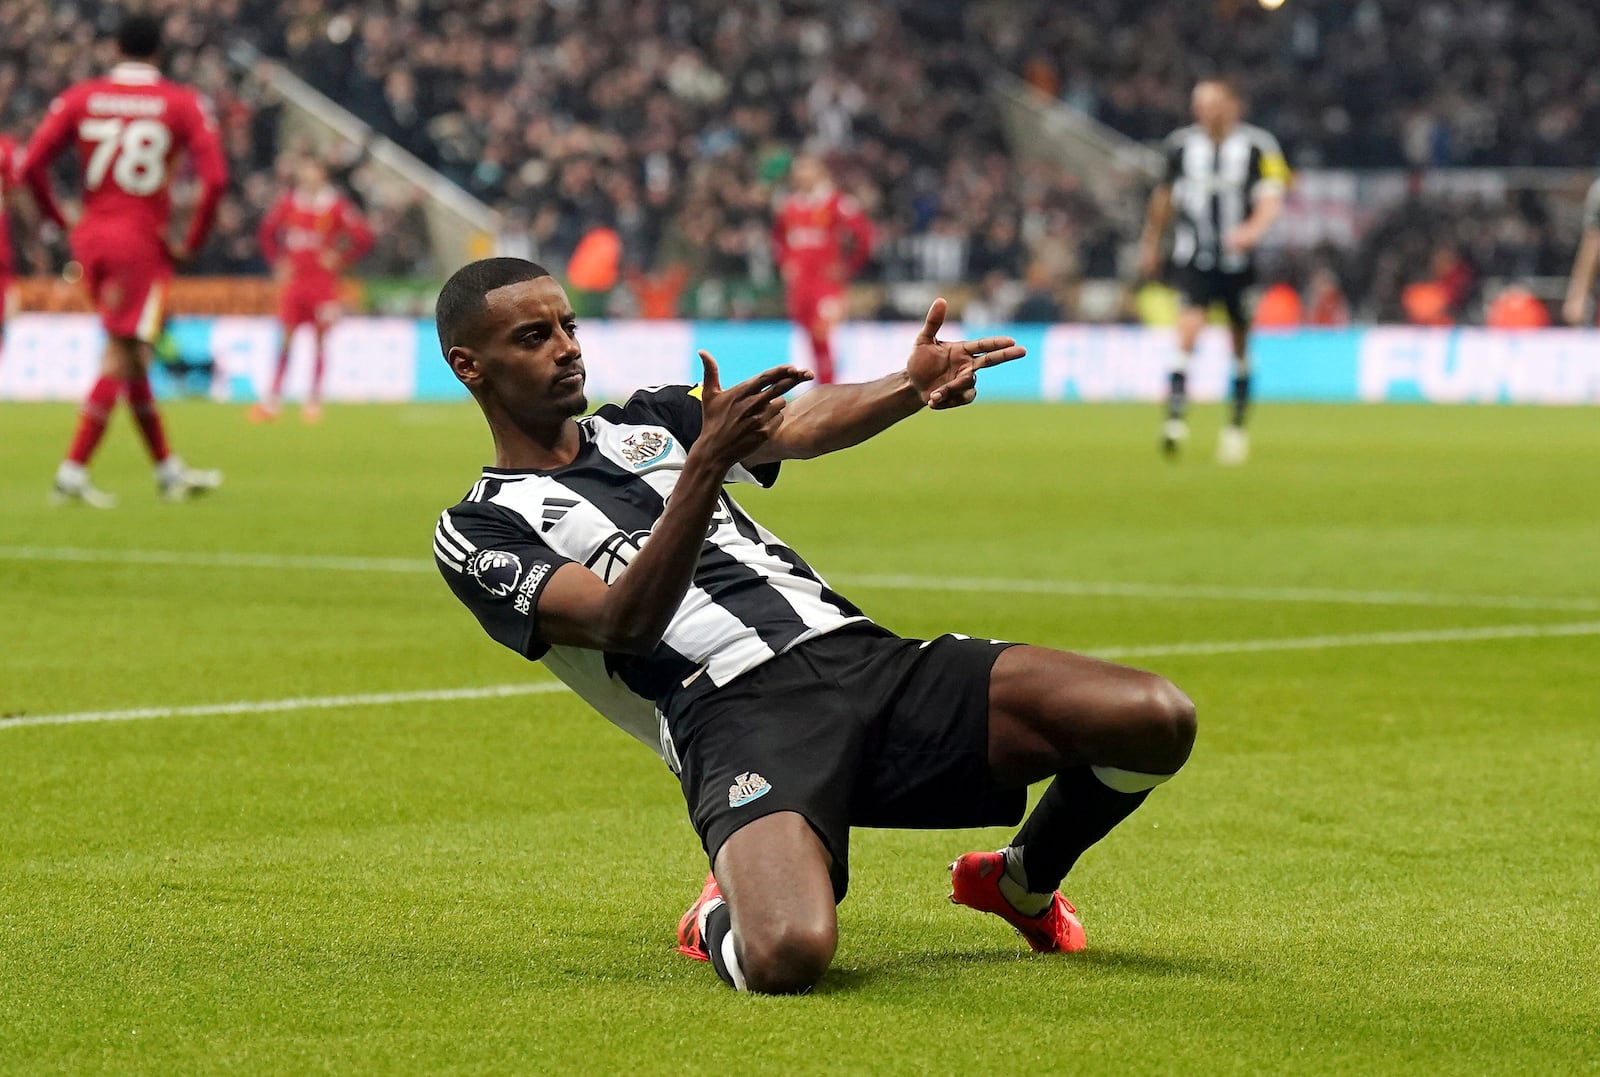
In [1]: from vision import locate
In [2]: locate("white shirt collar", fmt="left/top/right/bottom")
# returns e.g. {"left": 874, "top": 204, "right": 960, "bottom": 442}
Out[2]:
{"left": 109, "top": 62, "right": 161, "bottom": 85}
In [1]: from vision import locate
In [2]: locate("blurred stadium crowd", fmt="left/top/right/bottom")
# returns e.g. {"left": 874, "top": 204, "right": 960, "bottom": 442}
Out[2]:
{"left": 996, "top": 0, "right": 1600, "bottom": 168}
{"left": 3, "top": 0, "right": 1597, "bottom": 322}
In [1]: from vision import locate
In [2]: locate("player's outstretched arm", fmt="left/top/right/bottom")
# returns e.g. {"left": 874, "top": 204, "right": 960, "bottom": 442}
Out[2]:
{"left": 744, "top": 297, "right": 1026, "bottom": 465}
{"left": 535, "top": 356, "right": 810, "bottom": 654}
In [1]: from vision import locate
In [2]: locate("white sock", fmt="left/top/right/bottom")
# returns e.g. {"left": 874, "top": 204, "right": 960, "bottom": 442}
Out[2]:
{"left": 719, "top": 930, "right": 748, "bottom": 992}
{"left": 997, "top": 846, "right": 1053, "bottom": 917}
{"left": 155, "top": 456, "right": 184, "bottom": 483}
{"left": 1089, "top": 766, "right": 1175, "bottom": 793}
{"left": 56, "top": 461, "right": 88, "bottom": 487}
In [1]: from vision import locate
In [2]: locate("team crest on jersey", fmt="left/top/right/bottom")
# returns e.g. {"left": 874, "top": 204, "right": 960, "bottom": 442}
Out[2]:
{"left": 727, "top": 772, "right": 772, "bottom": 808}
{"left": 468, "top": 549, "right": 524, "bottom": 598}
{"left": 618, "top": 429, "right": 673, "bottom": 469}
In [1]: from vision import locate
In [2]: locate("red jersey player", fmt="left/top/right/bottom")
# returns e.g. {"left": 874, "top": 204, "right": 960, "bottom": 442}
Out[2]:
{"left": 20, "top": 15, "right": 228, "bottom": 507}
{"left": 771, "top": 154, "right": 873, "bottom": 384}
{"left": 252, "top": 156, "right": 373, "bottom": 423}
{"left": 0, "top": 135, "right": 20, "bottom": 348}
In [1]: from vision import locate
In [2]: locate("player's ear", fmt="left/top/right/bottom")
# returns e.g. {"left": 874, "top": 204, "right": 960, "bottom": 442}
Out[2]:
{"left": 446, "top": 345, "right": 482, "bottom": 386}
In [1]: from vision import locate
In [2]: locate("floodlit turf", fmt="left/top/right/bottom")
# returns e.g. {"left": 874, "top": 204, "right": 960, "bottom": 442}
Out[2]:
{"left": 2, "top": 399, "right": 1597, "bottom": 1074}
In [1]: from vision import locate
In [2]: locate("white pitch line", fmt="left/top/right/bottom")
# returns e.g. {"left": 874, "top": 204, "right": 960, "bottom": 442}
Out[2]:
{"left": 0, "top": 545, "right": 430, "bottom": 574}
{"left": 1092, "top": 619, "right": 1600, "bottom": 660}
{"left": 6, "top": 621, "right": 1599, "bottom": 732}
{"left": 2, "top": 545, "right": 1596, "bottom": 612}
{"left": 0, "top": 682, "right": 569, "bottom": 731}
{"left": 838, "top": 573, "right": 1600, "bottom": 612}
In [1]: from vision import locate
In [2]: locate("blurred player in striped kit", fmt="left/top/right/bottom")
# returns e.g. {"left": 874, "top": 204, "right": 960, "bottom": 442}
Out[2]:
{"left": 1140, "top": 78, "right": 1288, "bottom": 466}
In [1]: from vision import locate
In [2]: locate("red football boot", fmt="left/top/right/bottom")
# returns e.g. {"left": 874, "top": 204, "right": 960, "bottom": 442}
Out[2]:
{"left": 675, "top": 872, "right": 724, "bottom": 962}
{"left": 949, "top": 851, "right": 1087, "bottom": 954}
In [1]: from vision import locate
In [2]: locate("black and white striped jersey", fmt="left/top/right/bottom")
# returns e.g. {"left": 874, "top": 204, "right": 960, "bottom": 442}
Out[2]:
{"left": 1160, "top": 123, "right": 1289, "bottom": 274}
{"left": 434, "top": 384, "right": 868, "bottom": 757}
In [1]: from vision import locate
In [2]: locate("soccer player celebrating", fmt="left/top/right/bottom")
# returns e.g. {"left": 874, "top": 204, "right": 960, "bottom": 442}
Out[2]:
{"left": 1139, "top": 78, "right": 1288, "bottom": 465}
{"left": 252, "top": 155, "right": 373, "bottom": 423}
{"left": 771, "top": 154, "right": 872, "bottom": 385}
{"left": 432, "top": 258, "right": 1196, "bottom": 995}
{"left": 1561, "top": 177, "right": 1600, "bottom": 326}
{"left": 20, "top": 14, "right": 227, "bottom": 506}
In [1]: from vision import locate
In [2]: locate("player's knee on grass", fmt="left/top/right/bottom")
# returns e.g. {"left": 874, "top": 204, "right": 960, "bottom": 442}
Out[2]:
{"left": 737, "top": 912, "right": 837, "bottom": 995}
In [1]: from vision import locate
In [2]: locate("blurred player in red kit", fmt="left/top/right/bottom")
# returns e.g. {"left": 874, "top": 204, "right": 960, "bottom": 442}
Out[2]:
{"left": 251, "top": 156, "right": 373, "bottom": 423}
{"left": 771, "top": 155, "right": 872, "bottom": 384}
{"left": 20, "top": 14, "right": 228, "bottom": 507}
{"left": 0, "top": 134, "right": 21, "bottom": 348}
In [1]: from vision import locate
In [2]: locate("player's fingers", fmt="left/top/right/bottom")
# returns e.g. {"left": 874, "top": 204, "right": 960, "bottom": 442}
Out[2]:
{"left": 752, "top": 370, "right": 812, "bottom": 404}
{"left": 966, "top": 342, "right": 1028, "bottom": 369}
{"left": 927, "top": 371, "right": 976, "bottom": 407}
{"left": 735, "top": 365, "right": 809, "bottom": 399}
{"left": 959, "top": 337, "right": 1023, "bottom": 365}
{"left": 757, "top": 402, "right": 787, "bottom": 434}
{"left": 916, "top": 297, "right": 948, "bottom": 345}
{"left": 698, "top": 350, "right": 721, "bottom": 396}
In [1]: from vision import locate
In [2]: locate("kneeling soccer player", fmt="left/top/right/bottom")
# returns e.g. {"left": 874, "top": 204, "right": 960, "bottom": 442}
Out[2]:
{"left": 432, "top": 258, "right": 1196, "bottom": 994}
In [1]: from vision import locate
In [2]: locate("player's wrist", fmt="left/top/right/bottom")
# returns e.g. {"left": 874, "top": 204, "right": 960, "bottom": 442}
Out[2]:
{"left": 892, "top": 369, "right": 929, "bottom": 408}
{"left": 680, "top": 447, "right": 735, "bottom": 486}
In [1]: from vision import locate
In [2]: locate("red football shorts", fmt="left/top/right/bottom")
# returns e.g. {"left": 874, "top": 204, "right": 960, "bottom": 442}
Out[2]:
{"left": 279, "top": 278, "right": 342, "bottom": 329}
{"left": 70, "top": 224, "right": 172, "bottom": 344}
{"left": 785, "top": 278, "right": 845, "bottom": 332}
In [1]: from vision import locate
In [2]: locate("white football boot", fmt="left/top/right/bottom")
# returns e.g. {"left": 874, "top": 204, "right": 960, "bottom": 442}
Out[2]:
{"left": 157, "top": 457, "right": 224, "bottom": 502}
{"left": 1216, "top": 425, "right": 1250, "bottom": 466}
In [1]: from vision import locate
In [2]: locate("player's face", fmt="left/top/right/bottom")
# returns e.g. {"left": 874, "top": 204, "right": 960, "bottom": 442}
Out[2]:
{"left": 1192, "top": 84, "right": 1235, "bottom": 131}
{"left": 792, "top": 156, "right": 823, "bottom": 190}
{"left": 457, "top": 277, "right": 586, "bottom": 421}
{"left": 298, "top": 160, "right": 327, "bottom": 189}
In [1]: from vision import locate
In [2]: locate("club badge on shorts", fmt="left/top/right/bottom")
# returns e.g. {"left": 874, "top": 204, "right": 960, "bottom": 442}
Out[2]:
{"left": 727, "top": 772, "right": 772, "bottom": 808}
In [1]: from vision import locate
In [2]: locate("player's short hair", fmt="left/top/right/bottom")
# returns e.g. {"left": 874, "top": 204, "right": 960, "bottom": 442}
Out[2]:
{"left": 117, "top": 14, "right": 163, "bottom": 60}
{"left": 435, "top": 257, "right": 553, "bottom": 354}
{"left": 1196, "top": 75, "right": 1242, "bottom": 100}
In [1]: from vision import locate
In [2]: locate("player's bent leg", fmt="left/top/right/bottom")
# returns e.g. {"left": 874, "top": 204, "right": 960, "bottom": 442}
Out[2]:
{"left": 951, "top": 646, "right": 1194, "bottom": 950}
{"left": 987, "top": 646, "right": 1195, "bottom": 784}
{"left": 708, "top": 811, "right": 837, "bottom": 994}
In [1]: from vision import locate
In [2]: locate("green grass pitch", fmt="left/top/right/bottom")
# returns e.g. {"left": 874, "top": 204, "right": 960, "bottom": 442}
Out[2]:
{"left": 2, "top": 399, "right": 1597, "bottom": 1074}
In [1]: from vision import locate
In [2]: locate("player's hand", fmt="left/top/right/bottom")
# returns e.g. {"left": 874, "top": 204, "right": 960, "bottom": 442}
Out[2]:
{"left": 1223, "top": 225, "right": 1258, "bottom": 254}
{"left": 1562, "top": 294, "right": 1588, "bottom": 327}
{"left": 693, "top": 350, "right": 811, "bottom": 468}
{"left": 319, "top": 250, "right": 342, "bottom": 273}
{"left": 904, "top": 298, "right": 1026, "bottom": 410}
{"left": 166, "top": 239, "right": 193, "bottom": 265}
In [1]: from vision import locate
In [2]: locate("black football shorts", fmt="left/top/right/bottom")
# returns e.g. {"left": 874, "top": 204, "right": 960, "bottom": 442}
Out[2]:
{"left": 664, "top": 624, "right": 1025, "bottom": 901}
{"left": 1176, "top": 264, "right": 1255, "bottom": 327}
